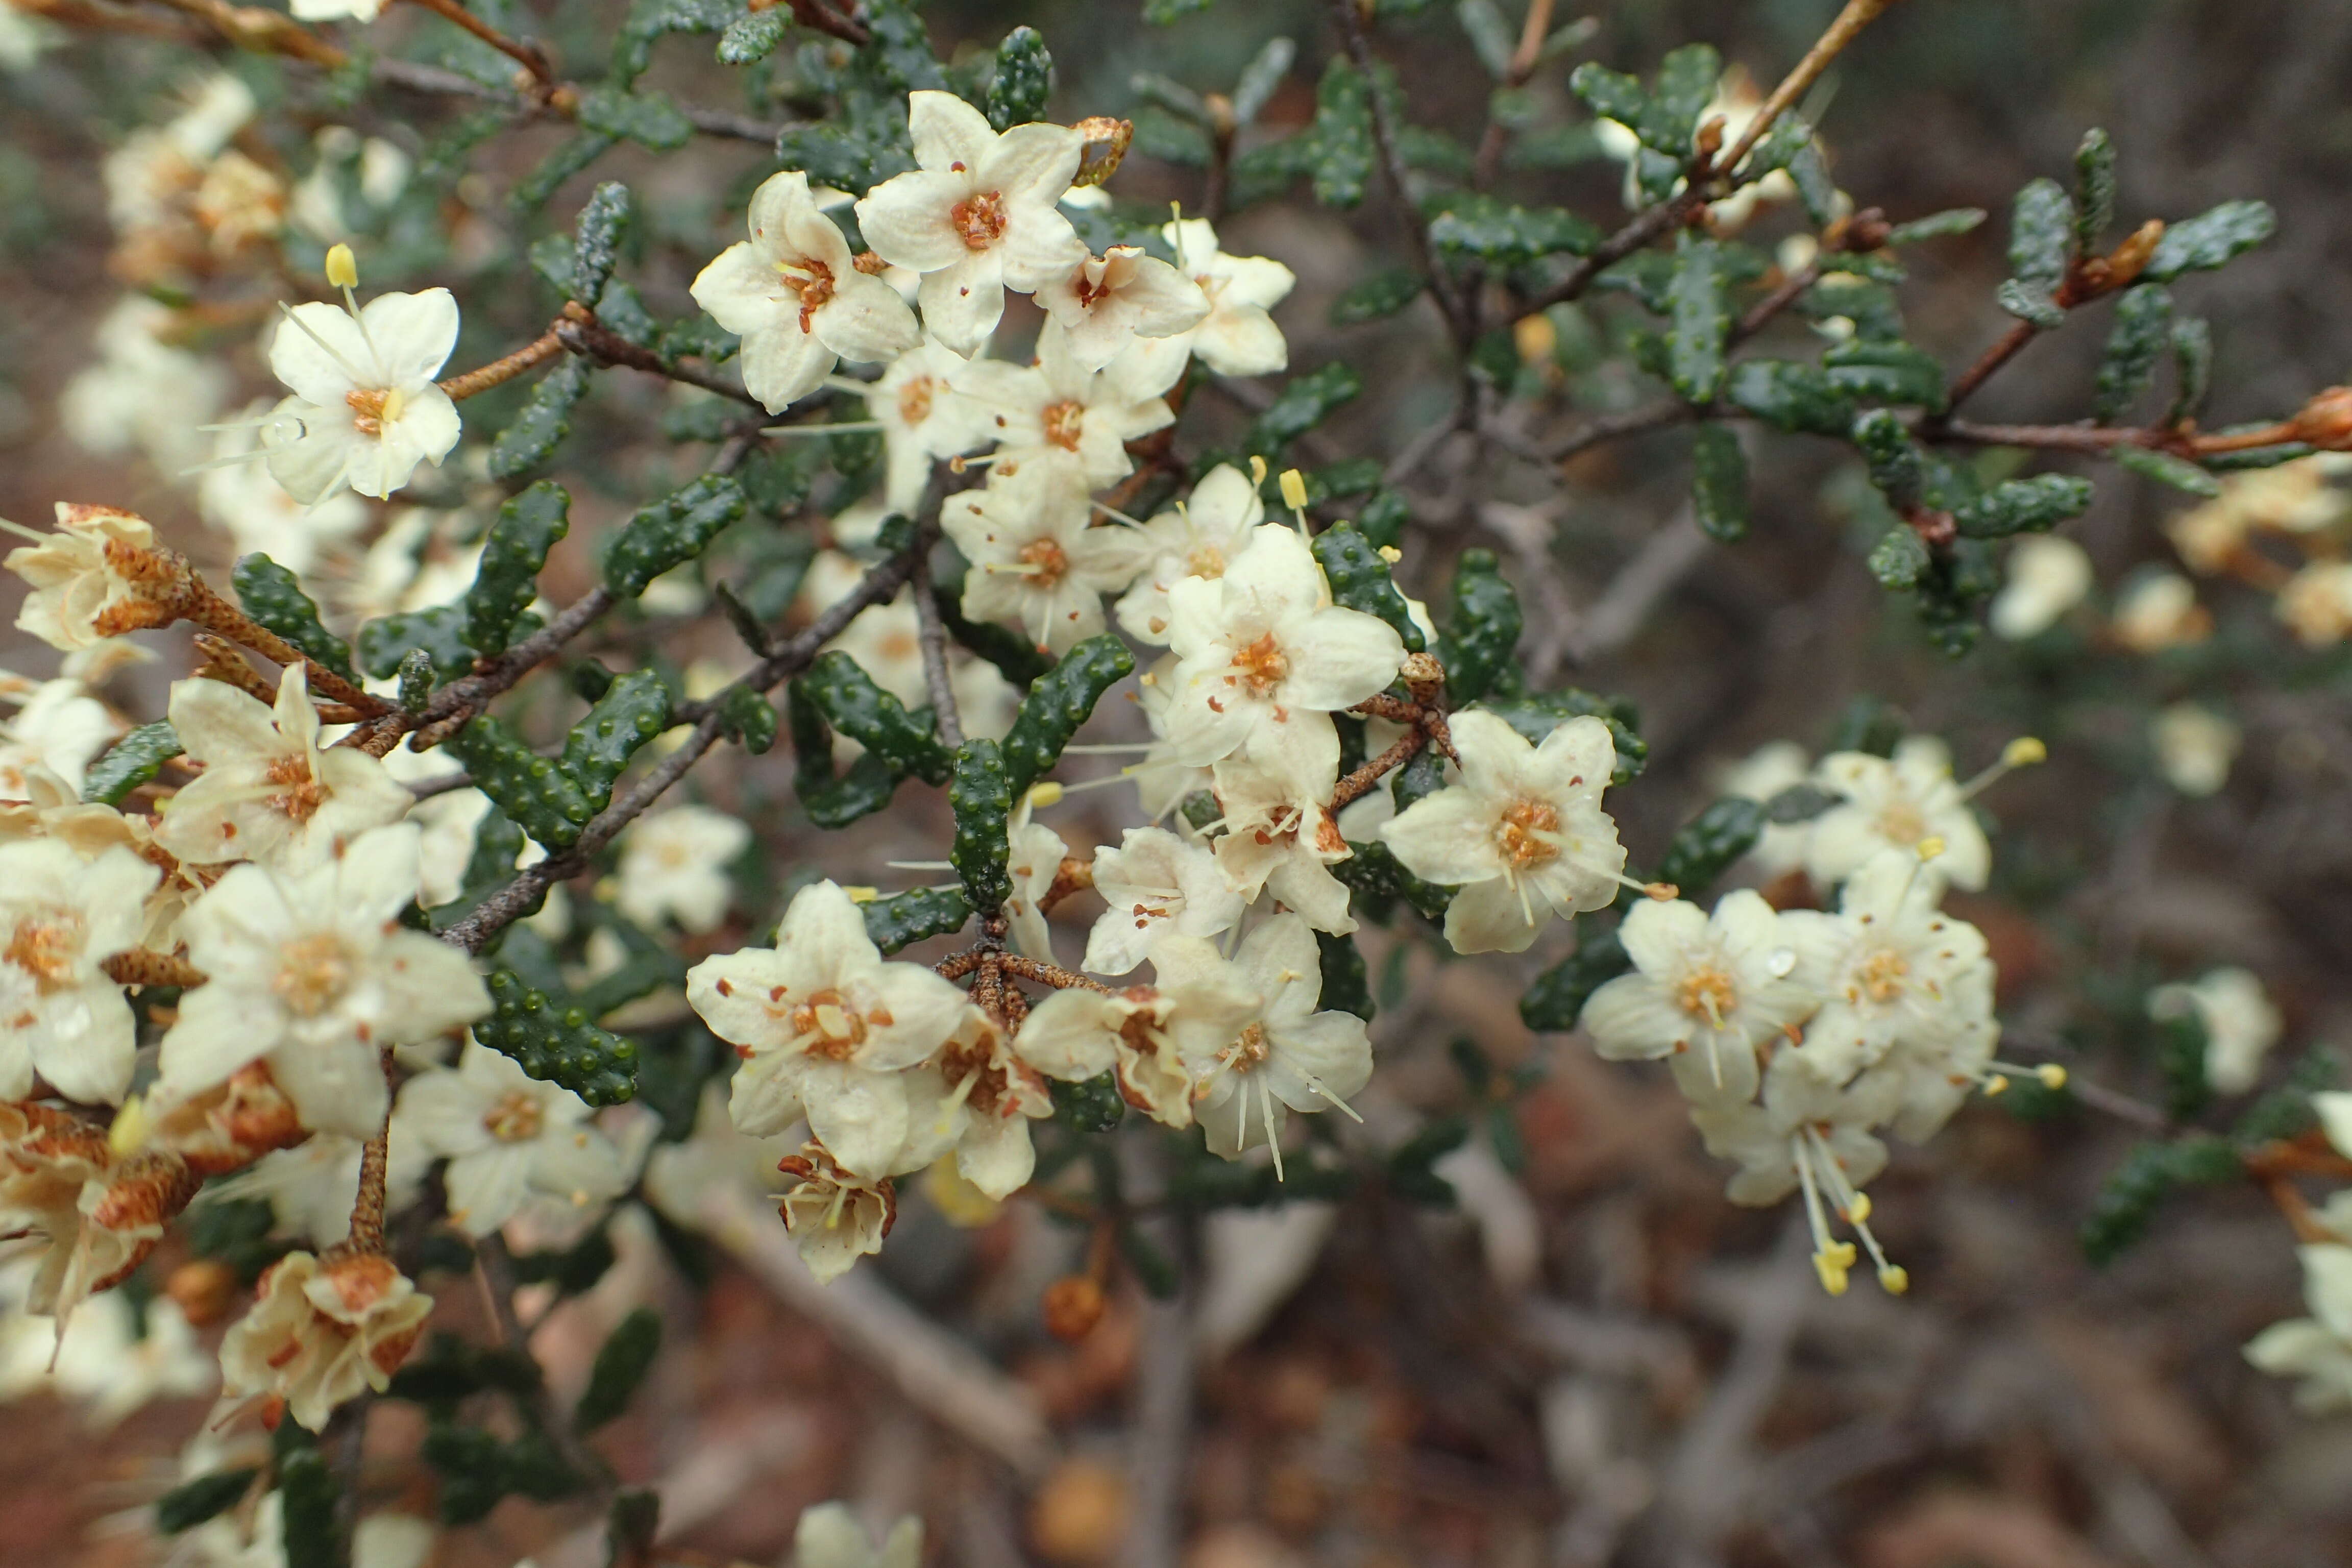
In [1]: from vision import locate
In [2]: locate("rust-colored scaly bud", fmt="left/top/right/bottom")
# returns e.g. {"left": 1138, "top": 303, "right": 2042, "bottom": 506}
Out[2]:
{"left": 1839, "top": 206, "right": 1892, "bottom": 253}
{"left": 1041, "top": 1275, "right": 1107, "bottom": 1342}
{"left": 1399, "top": 650, "right": 1446, "bottom": 705}
{"left": 1203, "top": 91, "right": 1238, "bottom": 140}
{"left": 2292, "top": 386, "right": 2352, "bottom": 451}
{"left": 2102, "top": 218, "right": 2166, "bottom": 291}
{"left": 852, "top": 250, "right": 889, "bottom": 275}
{"left": 1071, "top": 117, "right": 1134, "bottom": 188}
{"left": 166, "top": 1258, "right": 240, "bottom": 1328}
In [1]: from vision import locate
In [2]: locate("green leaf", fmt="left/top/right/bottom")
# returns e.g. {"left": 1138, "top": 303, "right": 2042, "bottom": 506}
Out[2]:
{"left": 1788, "top": 140, "right": 1836, "bottom": 227}
{"left": 788, "top": 685, "right": 901, "bottom": 828}
{"left": 1655, "top": 797, "right": 1766, "bottom": 896}
{"left": 799, "top": 649, "right": 954, "bottom": 785}
{"left": 1438, "top": 549, "right": 1521, "bottom": 705}
{"left": 1313, "top": 524, "right": 1425, "bottom": 653}
{"left": 717, "top": 685, "right": 777, "bottom": 755}
{"left": 1002, "top": 635, "right": 1135, "bottom": 796}
{"left": 1356, "top": 486, "right": 1410, "bottom": 550}
{"left": 1883, "top": 208, "right": 1986, "bottom": 246}
{"left": 716, "top": 6, "right": 791, "bottom": 64}
{"left": 2072, "top": 128, "right": 2116, "bottom": 256}
{"left": 2114, "top": 445, "right": 2220, "bottom": 497}
{"left": 486, "top": 355, "right": 591, "bottom": 480}
{"left": 2006, "top": 176, "right": 2073, "bottom": 298}
{"left": 477, "top": 969, "right": 640, "bottom": 1105}
{"left": 2080, "top": 1136, "right": 2236, "bottom": 1265}
{"left": 1246, "top": 361, "right": 1362, "bottom": 455}
{"left": 1952, "top": 474, "right": 2094, "bottom": 539}
{"left": 577, "top": 86, "right": 694, "bottom": 152}
{"left": 464, "top": 482, "right": 570, "bottom": 657}
{"left": 1334, "top": 839, "right": 1454, "bottom": 925}
{"left": 512, "top": 133, "right": 618, "bottom": 213}
{"left": 986, "top": 26, "right": 1052, "bottom": 130}
{"left": 1851, "top": 408, "right": 1925, "bottom": 511}
{"left": 611, "top": 0, "right": 736, "bottom": 81}
{"left": 1479, "top": 690, "right": 1646, "bottom": 783}
{"left": 2168, "top": 315, "right": 2213, "bottom": 427}
{"left": 608, "top": 1491, "right": 663, "bottom": 1566}
{"left": 445, "top": 714, "right": 597, "bottom": 851}
{"left": 82, "top": 721, "right": 182, "bottom": 805}
{"left": 357, "top": 604, "right": 475, "bottom": 683}
{"left": 559, "top": 669, "right": 672, "bottom": 811}
{"left": 276, "top": 1448, "right": 341, "bottom": 1562}
{"left": 933, "top": 582, "right": 1055, "bottom": 687}
{"left": 2154, "top": 1009, "right": 2213, "bottom": 1124}
{"left": 155, "top": 1469, "right": 259, "bottom": 1534}
{"left": 949, "top": 739, "right": 1014, "bottom": 912}
{"left": 1689, "top": 424, "right": 1749, "bottom": 543}
{"left": 1665, "top": 233, "right": 1729, "bottom": 403}
{"left": 232, "top": 555, "right": 357, "bottom": 682}
{"left": 570, "top": 180, "right": 633, "bottom": 305}
{"left": 1233, "top": 35, "right": 1294, "bottom": 124}
{"left": 1455, "top": 0, "right": 1514, "bottom": 78}
{"left": 1995, "top": 276, "right": 2065, "bottom": 329}
{"left": 1316, "top": 930, "right": 1375, "bottom": 1021}
{"left": 1566, "top": 62, "right": 1646, "bottom": 129}
{"left": 1143, "top": 0, "right": 1213, "bottom": 21}
{"left": 1386, "top": 1115, "right": 1469, "bottom": 1205}
{"left": 1393, "top": 747, "right": 1444, "bottom": 812}
{"left": 603, "top": 476, "right": 748, "bottom": 598}
{"left": 1644, "top": 42, "right": 1719, "bottom": 155}
{"left": 863, "top": 887, "right": 971, "bottom": 953}
{"left": 1867, "top": 526, "right": 1930, "bottom": 590}
{"left": 2092, "top": 284, "right": 2172, "bottom": 425}
{"left": 1428, "top": 195, "right": 1601, "bottom": 264}
{"left": 2144, "top": 200, "right": 2275, "bottom": 282}
{"left": 1723, "top": 359, "right": 1855, "bottom": 436}
{"left": 1822, "top": 339, "right": 1948, "bottom": 410}
{"left": 1050, "top": 1072, "right": 1125, "bottom": 1131}
{"left": 1520, "top": 919, "right": 1628, "bottom": 1030}
{"left": 1309, "top": 58, "right": 1374, "bottom": 208}
{"left": 575, "top": 1307, "right": 662, "bottom": 1432}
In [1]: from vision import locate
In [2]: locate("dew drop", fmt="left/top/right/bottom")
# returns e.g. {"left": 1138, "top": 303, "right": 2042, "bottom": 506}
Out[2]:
{"left": 1766, "top": 947, "right": 1797, "bottom": 978}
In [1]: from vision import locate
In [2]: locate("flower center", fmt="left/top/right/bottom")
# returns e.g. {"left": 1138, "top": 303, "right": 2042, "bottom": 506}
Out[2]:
{"left": 940, "top": 1033, "right": 1008, "bottom": 1116}
{"left": 1226, "top": 1020, "right": 1269, "bottom": 1072}
{"left": 1494, "top": 798, "right": 1560, "bottom": 870}
{"left": 1019, "top": 537, "right": 1070, "bottom": 585}
{"left": 790, "top": 988, "right": 868, "bottom": 1060}
{"left": 263, "top": 753, "right": 327, "bottom": 822}
{"left": 344, "top": 385, "right": 406, "bottom": 438}
{"left": 4, "top": 916, "right": 79, "bottom": 993}
{"left": 1855, "top": 948, "right": 1909, "bottom": 1003}
{"left": 1041, "top": 399, "right": 1085, "bottom": 452}
{"left": 1876, "top": 798, "right": 1927, "bottom": 846}
{"left": 897, "top": 374, "right": 936, "bottom": 427}
{"left": 483, "top": 1090, "right": 544, "bottom": 1143}
{"left": 272, "top": 933, "right": 352, "bottom": 1017}
{"left": 1228, "top": 632, "right": 1288, "bottom": 696}
{"left": 1675, "top": 968, "right": 1737, "bottom": 1027}
{"left": 778, "top": 256, "right": 836, "bottom": 332}
{"left": 1186, "top": 544, "right": 1227, "bottom": 579}
{"left": 951, "top": 191, "right": 1008, "bottom": 251}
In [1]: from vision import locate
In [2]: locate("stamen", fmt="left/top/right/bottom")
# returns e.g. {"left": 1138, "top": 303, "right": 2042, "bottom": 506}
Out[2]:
{"left": 884, "top": 860, "right": 957, "bottom": 871}
{"left": 1260, "top": 1076, "right": 1285, "bottom": 1183}
{"left": 1956, "top": 735, "right": 2048, "bottom": 801}
{"left": 1092, "top": 501, "right": 1149, "bottom": 529}
{"left": 1304, "top": 1074, "right": 1365, "bottom": 1122}
{"left": 762, "top": 420, "right": 887, "bottom": 436}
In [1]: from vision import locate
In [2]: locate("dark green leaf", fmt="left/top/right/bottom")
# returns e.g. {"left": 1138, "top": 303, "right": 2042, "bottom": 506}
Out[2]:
{"left": 233, "top": 555, "right": 357, "bottom": 682}
{"left": 1002, "top": 635, "right": 1135, "bottom": 796}
{"left": 608, "top": 1490, "right": 662, "bottom": 1565}
{"left": 718, "top": 685, "right": 777, "bottom": 754}
{"left": 2113, "top": 445, "right": 2220, "bottom": 497}
{"left": 2154, "top": 1009, "right": 2212, "bottom": 1124}
{"left": 1386, "top": 1115, "right": 1469, "bottom": 1205}
{"left": 1456, "top": 0, "right": 1514, "bottom": 78}
{"left": 559, "top": 669, "right": 672, "bottom": 810}
{"left": 155, "top": 1469, "right": 258, "bottom": 1534}
{"left": 1334, "top": 839, "right": 1454, "bottom": 925}
{"left": 716, "top": 6, "right": 790, "bottom": 64}
{"left": 1316, "top": 930, "right": 1374, "bottom": 1021}
{"left": 1822, "top": 339, "right": 1948, "bottom": 410}
{"left": 1868, "top": 526, "right": 1930, "bottom": 590}
{"left": 2144, "top": 200, "right": 2275, "bottom": 282}
{"left": 2093, "top": 284, "right": 2172, "bottom": 424}
{"left": 1996, "top": 277, "right": 2065, "bottom": 329}
{"left": 2168, "top": 315, "right": 2213, "bottom": 426}
{"left": 465, "top": 482, "right": 570, "bottom": 656}
{"left": 1851, "top": 408, "right": 1925, "bottom": 511}
{"left": 487, "top": 355, "right": 592, "bottom": 479}
{"left": 82, "top": 721, "right": 182, "bottom": 805}
{"left": 1884, "top": 208, "right": 1987, "bottom": 246}
{"left": 445, "top": 715, "right": 597, "bottom": 851}
{"left": 2006, "top": 176, "right": 2073, "bottom": 298}
{"left": 277, "top": 1449, "right": 341, "bottom": 1562}
{"left": 577, "top": 86, "right": 694, "bottom": 152}
{"left": 1438, "top": 549, "right": 1522, "bottom": 705}
{"left": 1566, "top": 61, "right": 1646, "bottom": 128}
{"left": 570, "top": 181, "right": 633, "bottom": 306}
{"left": 512, "top": 133, "right": 618, "bottom": 212}
{"left": 575, "top": 1307, "right": 661, "bottom": 1432}
{"left": 1247, "top": 361, "right": 1362, "bottom": 455}
{"left": 477, "top": 969, "right": 640, "bottom": 1105}
{"left": 986, "top": 26, "right": 1052, "bottom": 130}
{"left": 949, "top": 739, "right": 1014, "bottom": 911}
{"left": 1050, "top": 1071, "right": 1126, "bottom": 1131}
{"left": 800, "top": 649, "right": 954, "bottom": 784}
{"left": 863, "top": 887, "right": 971, "bottom": 953}
{"left": 1309, "top": 58, "right": 1373, "bottom": 208}
{"left": 1428, "top": 195, "right": 1601, "bottom": 264}
{"left": 1723, "top": 359, "right": 1855, "bottom": 436}
{"left": 1331, "top": 267, "right": 1426, "bottom": 325}
{"left": 357, "top": 604, "right": 475, "bottom": 683}
{"left": 1521, "top": 919, "right": 1628, "bottom": 1030}
{"left": 1643, "top": 42, "right": 1719, "bottom": 155}
{"left": 1789, "top": 141, "right": 1836, "bottom": 227}
{"left": 1313, "top": 524, "right": 1425, "bottom": 653}
{"left": 2072, "top": 128, "right": 2115, "bottom": 256}
{"left": 1233, "top": 35, "right": 1294, "bottom": 124}
{"left": 603, "top": 476, "right": 748, "bottom": 598}
{"left": 1952, "top": 474, "right": 2094, "bottom": 540}
{"left": 1656, "top": 797, "right": 1766, "bottom": 897}
{"left": 1689, "top": 424, "right": 1748, "bottom": 542}
{"left": 1666, "top": 232, "right": 1729, "bottom": 403}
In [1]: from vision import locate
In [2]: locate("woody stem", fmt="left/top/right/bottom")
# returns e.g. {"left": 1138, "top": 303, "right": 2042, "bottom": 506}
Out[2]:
{"left": 997, "top": 953, "right": 1113, "bottom": 994}
{"left": 438, "top": 330, "right": 566, "bottom": 401}
{"left": 345, "top": 1048, "right": 397, "bottom": 1255}
{"left": 1330, "top": 724, "right": 1428, "bottom": 813}
{"left": 402, "top": 0, "right": 552, "bottom": 85}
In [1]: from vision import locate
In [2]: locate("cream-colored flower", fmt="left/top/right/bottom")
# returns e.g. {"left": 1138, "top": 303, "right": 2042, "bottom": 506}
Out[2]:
{"left": 218, "top": 1250, "right": 430, "bottom": 1430}
{"left": 5, "top": 503, "right": 165, "bottom": 653}
{"left": 1208, "top": 757, "right": 1355, "bottom": 935}
{"left": 898, "top": 1009, "right": 1053, "bottom": 1198}
{"left": 2151, "top": 701, "right": 2240, "bottom": 798}
{"left": 953, "top": 320, "right": 1175, "bottom": 488}
{"left": 2151, "top": 967, "right": 2281, "bottom": 1097}
{"left": 941, "top": 458, "right": 1136, "bottom": 655}
{"left": 865, "top": 337, "right": 997, "bottom": 511}
{"left": 199, "top": 402, "right": 370, "bottom": 577}
{"left": 791, "top": 1501, "right": 923, "bottom": 1568}
{"left": 0, "top": 837, "right": 157, "bottom": 1104}
{"left": 1034, "top": 244, "right": 1208, "bottom": 372}
{"left": 1805, "top": 737, "right": 1992, "bottom": 892}
{"left": 1989, "top": 534, "right": 2093, "bottom": 640}
{"left": 642, "top": 1081, "right": 805, "bottom": 1229}
{"left": 154, "top": 665, "right": 412, "bottom": 872}
{"left": 1099, "top": 462, "right": 1266, "bottom": 646}
{"left": 58, "top": 298, "right": 229, "bottom": 476}
{"left": 616, "top": 805, "right": 751, "bottom": 935}
{"left": 2111, "top": 569, "right": 2209, "bottom": 652}
{"left": 1084, "top": 825, "right": 1244, "bottom": 975}
{"left": 1182, "top": 914, "right": 1373, "bottom": 1169}
{"left": 0, "top": 665, "right": 128, "bottom": 803}
{"left": 202, "top": 1129, "right": 426, "bottom": 1249}
{"left": 259, "top": 284, "right": 461, "bottom": 502}
{"left": 393, "top": 1044, "right": 631, "bottom": 1237}
{"left": 1152, "top": 217, "right": 1296, "bottom": 379}
{"left": 2276, "top": 560, "right": 2352, "bottom": 648}
{"left": 1014, "top": 939, "right": 1259, "bottom": 1129}
{"left": 773, "top": 1142, "right": 897, "bottom": 1284}
{"left": 2245, "top": 1244, "right": 2352, "bottom": 1412}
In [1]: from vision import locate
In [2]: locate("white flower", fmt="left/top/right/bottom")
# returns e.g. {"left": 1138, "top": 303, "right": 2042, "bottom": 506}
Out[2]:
{"left": 1208, "top": 758, "right": 1355, "bottom": 935}
{"left": 0, "top": 1283, "right": 212, "bottom": 1427}
{"left": 642, "top": 1081, "right": 804, "bottom": 1228}
{"left": 218, "top": 1250, "right": 429, "bottom": 1430}
{"left": 1861, "top": 997, "right": 2001, "bottom": 1145}
{"left": 393, "top": 1043, "right": 630, "bottom": 1237}
{"left": 1099, "top": 462, "right": 1266, "bottom": 645}
{"left": 954, "top": 321, "right": 1176, "bottom": 488}
{"left": 200, "top": 403, "right": 370, "bottom": 577}
{"left": 941, "top": 458, "right": 1135, "bottom": 655}
{"left": 0, "top": 837, "right": 157, "bottom": 1104}
{"left": 260, "top": 286, "right": 461, "bottom": 503}
{"left": 1378, "top": 710, "right": 1626, "bottom": 955}
{"left": 1003, "top": 794, "right": 1068, "bottom": 962}
{"left": 773, "top": 1142, "right": 898, "bottom": 1284}
{"left": 616, "top": 805, "right": 751, "bottom": 935}
{"left": 1160, "top": 523, "right": 1406, "bottom": 782}
{"left": 1014, "top": 939, "right": 1259, "bottom": 1129}
{"left": 900, "top": 1009, "right": 1053, "bottom": 1198}
{"left": 58, "top": 297, "right": 229, "bottom": 476}
{"left": 1581, "top": 890, "right": 1823, "bottom": 1104}
{"left": 865, "top": 338, "right": 996, "bottom": 511}
{"left": 1, "top": 667, "right": 125, "bottom": 800}
{"left": 1083, "top": 825, "right": 1244, "bottom": 975}
{"left": 685, "top": 880, "right": 969, "bottom": 1175}
{"left": 0, "top": 7, "right": 63, "bottom": 74}
{"left": 1709, "top": 739, "right": 1811, "bottom": 880}
{"left": 1035, "top": 245, "right": 1209, "bottom": 372}
{"left": 1990, "top": 534, "right": 2093, "bottom": 640}
{"left": 202, "top": 1131, "right": 425, "bottom": 1249}
{"left": 289, "top": 0, "right": 388, "bottom": 22}
{"left": 1805, "top": 737, "right": 1991, "bottom": 893}
{"left": 156, "top": 823, "right": 493, "bottom": 1139}
{"left": 2150, "top": 967, "right": 2281, "bottom": 1097}
{"left": 1157, "top": 217, "right": 1296, "bottom": 378}
{"left": 2111, "top": 569, "right": 2208, "bottom": 652}
{"left": 1777, "top": 848, "right": 1994, "bottom": 1089}
{"left": 853, "top": 91, "right": 1088, "bottom": 355}
{"left": 154, "top": 666, "right": 412, "bottom": 872}
{"left": 792, "top": 1501, "right": 923, "bottom": 1568}
{"left": 2151, "top": 701, "right": 2240, "bottom": 798}
{"left": 692, "top": 170, "right": 920, "bottom": 414}
{"left": 2245, "top": 1244, "right": 2352, "bottom": 1412}
{"left": 1183, "top": 915, "right": 1372, "bottom": 1169}
{"left": 5, "top": 503, "right": 163, "bottom": 653}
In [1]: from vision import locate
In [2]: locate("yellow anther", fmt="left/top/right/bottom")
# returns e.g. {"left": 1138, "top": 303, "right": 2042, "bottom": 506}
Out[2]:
{"left": 843, "top": 885, "right": 880, "bottom": 902}
{"left": 1137, "top": 670, "right": 1157, "bottom": 687}
{"left": 1248, "top": 454, "right": 1269, "bottom": 486}
{"left": 1915, "top": 836, "right": 1946, "bottom": 862}
{"left": 2004, "top": 736, "right": 2048, "bottom": 768}
{"left": 1982, "top": 1072, "right": 2010, "bottom": 1096}
{"left": 1843, "top": 1191, "right": 1872, "bottom": 1224}
{"left": 1813, "top": 1249, "right": 1853, "bottom": 1296}
{"left": 2036, "top": 1063, "right": 2068, "bottom": 1090}
{"left": 1377, "top": 545, "right": 1403, "bottom": 563}
{"left": 1278, "top": 468, "right": 1309, "bottom": 512}
{"left": 108, "top": 1094, "right": 151, "bottom": 1158}
{"left": 1645, "top": 881, "right": 1679, "bottom": 901}
{"left": 1877, "top": 1263, "right": 1910, "bottom": 1295}
{"left": 1025, "top": 781, "right": 1065, "bottom": 809}
{"left": 324, "top": 242, "right": 359, "bottom": 289}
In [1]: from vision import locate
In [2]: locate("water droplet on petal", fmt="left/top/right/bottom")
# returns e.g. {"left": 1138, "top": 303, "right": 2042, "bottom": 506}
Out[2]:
{"left": 1766, "top": 947, "right": 1797, "bottom": 978}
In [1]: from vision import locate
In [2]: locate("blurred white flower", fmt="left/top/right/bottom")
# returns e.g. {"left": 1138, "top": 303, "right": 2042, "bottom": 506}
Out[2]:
{"left": 616, "top": 805, "right": 751, "bottom": 935}
{"left": 2151, "top": 966, "right": 2281, "bottom": 1096}
{"left": 1806, "top": 737, "right": 1992, "bottom": 892}
{"left": 0, "top": 837, "right": 157, "bottom": 1104}
{"left": 1989, "top": 534, "right": 2093, "bottom": 640}
{"left": 2276, "top": 560, "right": 2352, "bottom": 648}
{"left": 199, "top": 403, "right": 370, "bottom": 578}
{"left": 1155, "top": 217, "right": 1295, "bottom": 379}
{"left": 791, "top": 1501, "right": 922, "bottom": 1568}
{"left": 58, "top": 298, "right": 229, "bottom": 476}
{"left": 2245, "top": 1244, "right": 2352, "bottom": 1412}
{"left": 219, "top": 1250, "right": 428, "bottom": 1430}
{"left": 2111, "top": 569, "right": 2209, "bottom": 652}
{"left": 2151, "top": 701, "right": 2240, "bottom": 798}
{"left": 394, "top": 1043, "right": 632, "bottom": 1237}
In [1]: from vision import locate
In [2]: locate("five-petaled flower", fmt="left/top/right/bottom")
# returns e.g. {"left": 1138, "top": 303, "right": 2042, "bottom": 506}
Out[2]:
{"left": 259, "top": 284, "right": 462, "bottom": 503}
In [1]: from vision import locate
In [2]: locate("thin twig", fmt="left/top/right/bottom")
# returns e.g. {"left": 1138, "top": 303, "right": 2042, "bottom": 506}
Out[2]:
{"left": 1720, "top": 0, "right": 1903, "bottom": 175}
{"left": 911, "top": 549, "right": 964, "bottom": 751}
{"left": 1328, "top": 0, "right": 1472, "bottom": 340}
{"left": 475, "top": 1233, "right": 616, "bottom": 1491}
{"left": 402, "top": 0, "right": 553, "bottom": 89}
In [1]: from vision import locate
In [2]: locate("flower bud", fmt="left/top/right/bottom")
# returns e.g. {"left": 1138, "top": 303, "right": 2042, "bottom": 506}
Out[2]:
{"left": 1041, "top": 1275, "right": 1106, "bottom": 1342}
{"left": 1071, "top": 116, "right": 1133, "bottom": 188}
{"left": 2292, "top": 386, "right": 2352, "bottom": 451}
{"left": 166, "top": 1258, "right": 240, "bottom": 1328}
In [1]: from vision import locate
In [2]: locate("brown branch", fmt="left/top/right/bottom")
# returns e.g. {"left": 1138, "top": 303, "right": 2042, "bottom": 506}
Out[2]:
{"left": 554, "top": 305, "right": 762, "bottom": 407}
{"left": 143, "top": 0, "right": 345, "bottom": 65}
{"left": 1328, "top": 0, "right": 1472, "bottom": 341}
{"left": 784, "top": 0, "right": 869, "bottom": 47}
{"left": 910, "top": 547, "right": 963, "bottom": 751}
{"left": 402, "top": 0, "right": 552, "bottom": 89}
{"left": 1471, "top": 0, "right": 1557, "bottom": 190}
{"left": 475, "top": 1233, "right": 617, "bottom": 1491}
{"left": 342, "top": 1047, "right": 397, "bottom": 1255}
{"left": 1722, "top": 0, "right": 1903, "bottom": 175}
{"left": 439, "top": 329, "right": 564, "bottom": 401}
{"left": 1331, "top": 723, "right": 1428, "bottom": 812}
{"left": 997, "top": 954, "right": 1113, "bottom": 994}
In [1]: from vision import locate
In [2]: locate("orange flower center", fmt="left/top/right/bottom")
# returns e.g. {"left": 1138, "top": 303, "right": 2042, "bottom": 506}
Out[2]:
{"left": 951, "top": 191, "right": 1008, "bottom": 250}
{"left": 272, "top": 933, "right": 352, "bottom": 1017}
{"left": 1856, "top": 948, "right": 1910, "bottom": 1004}
{"left": 1675, "top": 968, "right": 1737, "bottom": 1026}
{"left": 4, "top": 917, "right": 78, "bottom": 992}
{"left": 1228, "top": 632, "right": 1288, "bottom": 696}
{"left": 1041, "top": 399, "right": 1085, "bottom": 451}
{"left": 1020, "top": 537, "right": 1070, "bottom": 585}
{"left": 791, "top": 988, "right": 867, "bottom": 1060}
{"left": 263, "top": 753, "right": 327, "bottom": 822}
{"left": 897, "top": 374, "right": 936, "bottom": 427}
{"left": 483, "top": 1090, "right": 545, "bottom": 1143}
{"left": 1493, "top": 798, "right": 1560, "bottom": 870}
